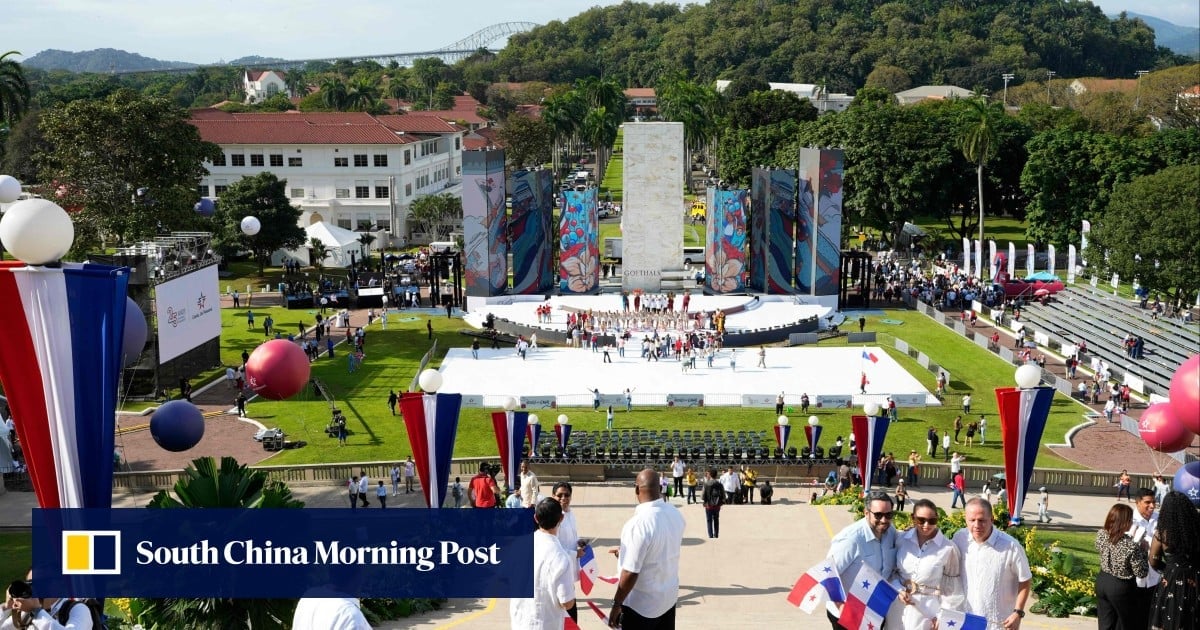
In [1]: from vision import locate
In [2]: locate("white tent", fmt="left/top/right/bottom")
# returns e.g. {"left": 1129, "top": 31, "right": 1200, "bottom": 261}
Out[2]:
{"left": 272, "top": 221, "right": 365, "bottom": 268}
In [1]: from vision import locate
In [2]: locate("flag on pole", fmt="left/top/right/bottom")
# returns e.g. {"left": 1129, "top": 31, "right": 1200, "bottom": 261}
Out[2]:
{"left": 1007, "top": 242, "right": 1016, "bottom": 279}
{"left": 837, "top": 564, "right": 898, "bottom": 630}
{"left": 803, "top": 424, "right": 822, "bottom": 455}
{"left": 0, "top": 262, "right": 129, "bottom": 509}
{"left": 554, "top": 422, "right": 572, "bottom": 453}
{"left": 1047, "top": 244, "right": 1056, "bottom": 277}
{"left": 973, "top": 240, "right": 982, "bottom": 282}
{"left": 786, "top": 561, "right": 846, "bottom": 614}
{"left": 579, "top": 544, "right": 600, "bottom": 595}
{"left": 527, "top": 422, "right": 543, "bottom": 455}
{"left": 851, "top": 414, "right": 890, "bottom": 495}
{"left": 1067, "top": 245, "right": 1077, "bottom": 284}
{"left": 995, "top": 385, "right": 1054, "bottom": 524}
{"left": 861, "top": 350, "right": 879, "bottom": 363}
{"left": 937, "top": 608, "right": 988, "bottom": 630}
{"left": 988, "top": 240, "right": 997, "bottom": 282}
{"left": 491, "top": 410, "right": 529, "bottom": 492}
{"left": 398, "top": 392, "right": 462, "bottom": 508}
{"left": 962, "top": 237, "right": 971, "bottom": 276}
{"left": 776, "top": 423, "right": 793, "bottom": 452}
{"left": 1026, "top": 244, "right": 1035, "bottom": 277}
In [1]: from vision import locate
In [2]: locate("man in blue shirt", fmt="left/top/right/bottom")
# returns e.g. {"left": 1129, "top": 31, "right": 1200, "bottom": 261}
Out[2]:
{"left": 824, "top": 490, "right": 898, "bottom": 628}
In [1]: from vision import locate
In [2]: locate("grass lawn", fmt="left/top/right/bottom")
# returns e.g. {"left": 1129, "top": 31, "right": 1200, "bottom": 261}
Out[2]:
{"left": 0, "top": 531, "right": 32, "bottom": 582}
{"left": 599, "top": 129, "right": 624, "bottom": 201}
{"left": 230, "top": 304, "right": 1089, "bottom": 469}
{"left": 1045, "top": 529, "right": 1101, "bottom": 576}
{"left": 912, "top": 214, "right": 1033, "bottom": 251}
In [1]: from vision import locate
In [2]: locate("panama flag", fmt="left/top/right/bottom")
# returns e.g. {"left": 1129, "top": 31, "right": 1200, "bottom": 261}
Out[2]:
{"left": 861, "top": 350, "right": 879, "bottom": 364}
{"left": 775, "top": 423, "right": 792, "bottom": 451}
{"left": 962, "top": 237, "right": 971, "bottom": 276}
{"left": 851, "top": 415, "right": 890, "bottom": 495}
{"left": 838, "top": 564, "right": 898, "bottom": 630}
{"left": 578, "top": 544, "right": 605, "bottom": 594}
{"left": 1026, "top": 243, "right": 1035, "bottom": 277}
{"left": 786, "top": 561, "right": 845, "bottom": 614}
{"left": 804, "top": 424, "right": 822, "bottom": 455}
{"left": 554, "top": 421, "right": 572, "bottom": 453}
{"left": 0, "top": 262, "right": 129, "bottom": 509}
{"left": 398, "top": 391, "right": 462, "bottom": 508}
{"left": 491, "top": 410, "right": 529, "bottom": 492}
{"left": 995, "top": 385, "right": 1054, "bottom": 524}
{"left": 937, "top": 608, "right": 988, "bottom": 630}
{"left": 1007, "top": 242, "right": 1016, "bottom": 279}
{"left": 527, "top": 422, "right": 543, "bottom": 454}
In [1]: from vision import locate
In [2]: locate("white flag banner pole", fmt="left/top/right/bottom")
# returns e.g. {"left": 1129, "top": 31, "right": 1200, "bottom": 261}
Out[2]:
{"left": 1067, "top": 245, "right": 1076, "bottom": 284}
{"left": 1048, "top": 244, "right": 1056, "bottom": 277}
{"left": 988, "top": 240, "right": 997, "bottom": 282}
{"left": 1026, "top": 244, "right": 1035, "bottom": 277}
{"left": 1007, "top": 242, "right": 1016, "bottom": 279}
{"left": 962, "top": 237, "right": 971, "bottom": 276}
{"left": 974, "top": 240, "right": 982, "bottom": 282}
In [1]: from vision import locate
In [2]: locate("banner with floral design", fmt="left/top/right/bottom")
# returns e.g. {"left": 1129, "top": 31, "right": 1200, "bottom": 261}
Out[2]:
{"left": 510, "top": 169, "right": 555, "bottom": 295}
{"left": 706, "top": 188, "right": 748, "bottom": 293}
{"left": 559, "top": 188, "right": 600, "bottom": 294}
{"left": 462, "top": 150, "right": 507, "bottom": 297}
{"left": 801, "top": 148, "right": 844, "bottom": 296}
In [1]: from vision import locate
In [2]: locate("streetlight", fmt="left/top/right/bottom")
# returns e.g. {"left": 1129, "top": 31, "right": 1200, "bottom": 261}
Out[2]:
{"left": 1135, "top": 70, "right": 1149, "bottom": 109}
{"left": 1001, "top": 73, "right": 1014, "bottom": 107}
{"left": 1046, "top": 71, "right": 1056, "bottom": 104}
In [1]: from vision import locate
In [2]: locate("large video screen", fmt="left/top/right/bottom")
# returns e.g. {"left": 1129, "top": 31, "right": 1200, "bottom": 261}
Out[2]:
{"left": 154, "top": 265, "right": 221, "bottom": 363}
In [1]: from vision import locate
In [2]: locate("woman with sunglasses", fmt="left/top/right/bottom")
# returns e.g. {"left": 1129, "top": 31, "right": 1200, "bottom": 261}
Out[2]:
{"left": 551, "top": 481, "right": 585, "bottom": 624}
{"left": 887, "top": 499, "right": 963, "bottom": 630}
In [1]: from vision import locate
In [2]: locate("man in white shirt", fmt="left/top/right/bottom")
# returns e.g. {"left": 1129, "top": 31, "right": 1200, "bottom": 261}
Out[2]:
{"left": 720, "top": 467, "right": 740, "bottom": 505}
{"left": 293, "top": 594, "right": 371, "bottom": 629}
{"left": 953, "top": 498, "right": 1031, "bottom": 629}
{"left": 978, "top": 415, "right": 987, "bottom": 444}
{"left": 511, "top": 498, "right": 576, "bottom": 629}
{"left": 608, "top": 469, "right": 685, "bottom": 629}
{"left": 671, "top": 456, "right": 686, "bottom": 499}
{"left": 357, "top": 470, "right": 370, "bottom": 508}
{"left": 519, "top": 461, "right": 540, "bottom": 508}
{"left": 1130, "top": 488, "right": 1160, "bottom": 617}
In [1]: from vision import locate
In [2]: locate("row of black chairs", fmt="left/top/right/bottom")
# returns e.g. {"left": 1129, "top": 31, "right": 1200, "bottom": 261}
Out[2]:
{"left": 524, "top": 442, "right": 851, "bottom": 466}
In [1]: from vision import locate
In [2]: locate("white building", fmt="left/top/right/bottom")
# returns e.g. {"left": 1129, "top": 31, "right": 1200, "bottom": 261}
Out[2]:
{"left": 714, "top": 80, "right": 853, "bottom": 114}
{"left": 190, "top": 110, "right": 465, "bottom": 248}
{"left": 894, "top": 85, "right": 973, "bottom": 105}
{"left": 243, "top": 70, "right": 290, "bottom": 104}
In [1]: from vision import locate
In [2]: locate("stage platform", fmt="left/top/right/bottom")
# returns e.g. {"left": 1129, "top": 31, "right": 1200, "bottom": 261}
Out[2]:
{"left": 436, "top": 346, "right": 939, "bottom": 408}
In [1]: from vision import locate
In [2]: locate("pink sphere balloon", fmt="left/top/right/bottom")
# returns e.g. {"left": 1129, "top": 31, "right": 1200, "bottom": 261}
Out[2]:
{"left": 1138, "top": 403, "right": 1194, "bottom": 453}
{"left": 245, "top": 339, "right": 311, "bottom": 400}
{"left": 1168, "top": 355, "right": 1200, "bottom": 435}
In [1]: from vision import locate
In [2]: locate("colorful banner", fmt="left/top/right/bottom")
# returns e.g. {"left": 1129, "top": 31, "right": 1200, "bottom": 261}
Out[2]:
{"left": 398, "top": 392, "right": 462, "bottom": 508}
{"left": 509, "top": 169, "right": 555, "bottom": 295}
{"left": 775, "top": 423, "right": 792, "bottom": 452}
{"left": 462, "top": 150, "right": 507, "bottom": 296}
{"left": 995, "top": 386, "right": 1054, "bottom": 525}
{"left": 851, "top": 414, "right": 890, "bottom": 495}
{"left": 706, "top": 188, "right": 748, "bottom": 293}
{"left": 748, "top": 168, "right": 796, "bottom": 293}
{"left": 554, "top": 422, "right": 572, "bottom": 452}
{"left": 526, "top": 421, "right": 543, "bottom": 454}
{"left": 804, "top": 424, "right": 823, "bottom": 454}
{"left": 1067, "top": 245, "right": 1076, "bottom": 284}
{"left": 491, "top": 411, "right": 530, "bottom": 492}
{"left": 749, "top": 168, "right": 769, "bottom": 290}
{"left": 559, "top": 188, "right": 600, "bottom": 294}
{"left": 796, "top": 165, "right": 816, "bottom": 293}
{"left": 803, "top": 148, "right": 844, "bottom": 296}
{"left": 0, "top": 263, "right": 129, "bottom": 509}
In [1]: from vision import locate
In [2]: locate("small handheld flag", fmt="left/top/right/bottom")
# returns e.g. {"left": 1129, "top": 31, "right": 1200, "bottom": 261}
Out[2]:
{"left": 838, "top": 564, "right": 898, "bottom": 630}
{"left": 786, "top": 561, "right": 845, "bottom": 614}
{"left": 937, "top": 608, "right": 988, "bottom": 630}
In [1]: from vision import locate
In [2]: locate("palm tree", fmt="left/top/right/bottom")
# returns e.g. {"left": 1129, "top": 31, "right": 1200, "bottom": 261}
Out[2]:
{"left": 543, "top": 91, "right": 585, "bottom": 177}
{"left": 0, "top": 50, "right": 31, "bottom": 127}
{"left": 134, "top": 457, "right": 303, "bottom": 628}
{"left": 320, "top": 77, "right": 349, "bottom": 111}
{"left": 345, "top": 77, "right": 379, "bottom": 112}
{"left": 283, "top": 69, "right": 306, "bottom": 100}
{"left": 308, "top": 237, "right": 330, "bottom": 272}
{"left": 958, "top": 96, "right": 1003, "bottom": 249}
{"left": 576, "top": 77, "right": 626, "bottom": 181}
{"left": 656, "top": 76, "right": 721, "bottom": 178}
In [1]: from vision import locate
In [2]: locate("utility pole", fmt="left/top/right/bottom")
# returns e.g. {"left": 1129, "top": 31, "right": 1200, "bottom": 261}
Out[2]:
{"left": 1002, "top": 73, "right": 1014, "bottom": 108}
{"left": 1135, "top": 70, "right": 1149, "bottom": 109}
{"left": 1046, "top": 71, "right": 1056, "bottom": 104}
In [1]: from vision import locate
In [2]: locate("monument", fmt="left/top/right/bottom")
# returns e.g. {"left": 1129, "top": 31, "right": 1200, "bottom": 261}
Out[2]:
{"left": 621, "top": 122, "right": 685, "bottom": 291}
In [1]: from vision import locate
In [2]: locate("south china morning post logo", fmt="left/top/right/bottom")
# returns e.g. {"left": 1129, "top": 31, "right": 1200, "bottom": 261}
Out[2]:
{"left": 62, "top": 530, "right": 122, "bottom": 575}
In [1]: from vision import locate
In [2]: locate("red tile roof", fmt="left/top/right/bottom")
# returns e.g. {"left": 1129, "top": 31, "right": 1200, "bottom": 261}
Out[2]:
{"left": 624, "top": 87, "right": 656, "bottom": 98}
{"left": 417, "top": 109, "right": 488, "bottom": 125}
{"left": 376, "top": 114, "right": 461, "bottom": 134}
{"left": 245, "top": 70, "right": 286, "bottom": 82}
{"left": 191, "top": 118, "right": 416, "bottom": 145}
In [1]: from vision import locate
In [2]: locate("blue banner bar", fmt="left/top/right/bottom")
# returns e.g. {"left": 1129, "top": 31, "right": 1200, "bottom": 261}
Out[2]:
{"left": 32, "top": 509, "right": 534, "bottom": 598}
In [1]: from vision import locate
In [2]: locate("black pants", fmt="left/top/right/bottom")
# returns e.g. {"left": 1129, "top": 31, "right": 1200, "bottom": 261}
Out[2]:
{"left": 622, "top": 604, "right": 675, "bottom": 630}
{"left": 705, "top": 507, "right": 720, "bottom": 538}
{"left": 1096, "top": 572, "right": 1141, "bottom": 630}
{"left": 673, "top": 476, "right": 683, "bottom": 497}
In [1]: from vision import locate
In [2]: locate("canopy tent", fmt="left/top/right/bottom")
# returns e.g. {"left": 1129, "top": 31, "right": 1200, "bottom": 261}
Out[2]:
{"left": 1026, "top": 271, "right": 1060, "bottom": 282}
{"left": 272, "top": 221, "right": 366, "bottom": 269}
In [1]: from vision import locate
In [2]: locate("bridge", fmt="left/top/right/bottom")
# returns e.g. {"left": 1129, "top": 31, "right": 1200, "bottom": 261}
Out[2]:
{"left": 115, "top": 21, "right": 539, "bottom": 75}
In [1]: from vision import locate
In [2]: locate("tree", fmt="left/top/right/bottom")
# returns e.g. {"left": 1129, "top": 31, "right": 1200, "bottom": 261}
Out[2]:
{"left": 0, "top": 50, "right": 30, "bottom": 127}
{"left": 344, "top": 77, "right": 379, "bottom": 112}
{"left": 38, "top": 90, "right": 222, "bottom": 253}
{"left": 864, "top": 64, "right": 912, "bottom": 93}
{"left": 411, "top": 58, "right": 448, "bottom": 109}
{"left": 496, "top": 112, "right": 553, "bottom": 170}
{"left": 408, "top": 193, "right": 461, "bottom": 241}
{"left": 135, "top": 456, "right": 302, "bottom": 629}
{"left": 308, "top": 237, "right": 330, "bottom": 272}
{"left": 320, "top": 77, "right": 348, "bottom": 111}
{"left": 212, "top": 172, "right": 306, "bottom": 274}
{"left": 1089, "top": 166, "right": 1200, "bottom": 304}
{"left": 726, "top": 89, "right": 816, "bottom": 130}
{"left": 958, "top": 96, "right": 1003, "bottom": 245}
{"left": 1, "top": 109, "right": 49, "bottom": 183}
{"left": 656, "top": 76, "right": 721, "bottom": 171}
{"left": 575, "top": 77, "right": 626, "bottom": 181}
{"left": 542, "top": 90, "right": 586, "bottom": 176}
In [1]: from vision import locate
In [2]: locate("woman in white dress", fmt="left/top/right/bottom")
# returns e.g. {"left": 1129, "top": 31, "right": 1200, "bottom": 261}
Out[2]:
{"left": 888, "top": 498, "right": 964, "bottom": 629}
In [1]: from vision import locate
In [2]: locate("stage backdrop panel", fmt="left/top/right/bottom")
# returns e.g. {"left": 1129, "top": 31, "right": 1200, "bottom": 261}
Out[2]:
{"left": 749, "top": 168, "right": 769, "bottom": 290}
{"left": 154, "top": 265, "right": 221, "bottom": 363}
{"left": 510, "top": 169, "right": 555, "bottom": 294}
{"left": 622, "top": 123, "right": 684, "bottom": 291}
{"left": 800, "top": 148, "right": 844, "bottom": 296}
{"left": 705, "top": 188, "right": 748, "bottom": 293}
{"left": 559, "top": 188, "right": 600, "bottom": 294}
{"left": 463, "top": 150, "right": 508, "bottom": 297}
{"left": 749, "top": 168, "right": 797, "bottom": 294}
{"left": 795, "top": 160, "right": 816, "bottom": 293}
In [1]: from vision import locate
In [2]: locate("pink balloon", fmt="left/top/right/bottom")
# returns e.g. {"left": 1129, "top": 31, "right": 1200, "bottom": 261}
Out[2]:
{"left": 245, "top": 339, "right": 311, "bottom": 400}
{"left": 1138, "top": 403, "right": 1194, "bottom": 453}
{"left": 1168, "top": 355, "right": 1200, "bottom": 435}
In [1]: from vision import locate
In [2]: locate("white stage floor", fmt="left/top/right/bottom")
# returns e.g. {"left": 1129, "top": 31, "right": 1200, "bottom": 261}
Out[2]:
{"left": 437, "top": 346, "right": 938, "bottom": 408}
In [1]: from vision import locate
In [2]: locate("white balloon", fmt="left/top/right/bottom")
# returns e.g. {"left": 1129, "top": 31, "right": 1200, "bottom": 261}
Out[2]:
{"left": 1015, "top": 364, "right": 1042, "bottom": 389}
{"left": 777, "top": 415, "right": 789, "bottom": 426}
{"left": 240, "top": 216, "right": 261, "bottom": 236}
{"left": 557, "top": 414, "right": 569, "bottom": 425}
{"left": 0, "top": 175, "right": 21, "bottom": 203}
{"left": 502, "top": 396, "right": 518, "bottom": 411}
{"left": 808, "top": 415, "right": 820, "bottom": 427}
{"left": 863, "top": 401, "right": 882, "bottom": 417}
{"left": 417, "top": 369, "right": 443, "bottom": 392}
{"left": 0, "top": 198, "right": 74, "bottom": 265}
{"left": 528, "top": 413, "right": 539, "bottom": 426}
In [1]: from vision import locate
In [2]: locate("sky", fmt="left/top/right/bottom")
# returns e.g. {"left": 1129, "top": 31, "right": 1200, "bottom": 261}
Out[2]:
{"left": 7, "top": 0, "right": 1198, "bottom": 65}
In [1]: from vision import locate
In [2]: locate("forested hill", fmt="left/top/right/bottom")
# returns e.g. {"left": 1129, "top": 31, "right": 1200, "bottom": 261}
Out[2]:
{"left": 23, "top": 48, "right": 196, "bottom": 73}
{"left": 486, "top": 0, "right": 1187, "bottom": 91}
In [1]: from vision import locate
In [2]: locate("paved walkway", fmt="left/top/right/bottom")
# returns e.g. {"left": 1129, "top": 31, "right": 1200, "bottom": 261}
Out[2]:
{"left": 0, "top": 480, "right": 1116, "bottom": 629}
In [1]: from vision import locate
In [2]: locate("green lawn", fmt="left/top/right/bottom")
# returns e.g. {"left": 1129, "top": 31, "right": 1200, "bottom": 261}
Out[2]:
{"left": 911, "top": 214, "right": 1034, "bottom": 251}
{"left": 0, "top": 532, "right": 32, "bottom": 583}
{"left": 229, "top": 305, "right": 1089, "bottom": 469}
{"left": 1046, "top": 530, "right": 1101, "bottom": 576}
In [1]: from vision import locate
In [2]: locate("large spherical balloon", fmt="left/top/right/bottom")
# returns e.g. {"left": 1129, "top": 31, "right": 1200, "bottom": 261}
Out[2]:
{"left": 1168, "top": 355, "right": 1200, "bottom": 435}
{"left": 418, "top": 369, "right": 443, "bottom": 392}
{"left": 1138, "top": 403, "right": 1194, "bottom": 453}
{"left": 240, "top": 216, "right": 261, "bottom": 236}
{"left": 122, "top": 297, "right": 148, "bottom": 367}
{"left": 0, "top": 175, "right": 21, "bottom": 203}
{"left": 150, "top": 400, "right": 206, "bottom": 452}
{"left": 1173, "top": 461, "right": 1200, "bottom": 507}
{"left": 0, "top": 198, "right": 75, "bottom": 265}
{"left": 193, "top": 198, "right": 215, "bottom": 217}
{"left": 245, "top": 339, "right": 311, "bottom": 400}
